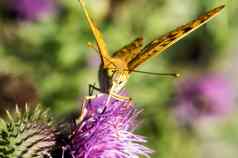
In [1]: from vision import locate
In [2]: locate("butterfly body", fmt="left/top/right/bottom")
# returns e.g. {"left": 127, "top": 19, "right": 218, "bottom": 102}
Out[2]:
{"left": 79, "top": 0, "right": 225, "bottom": 97}
{"left": 99, "top": 57, "right": 129, "bottom": 94}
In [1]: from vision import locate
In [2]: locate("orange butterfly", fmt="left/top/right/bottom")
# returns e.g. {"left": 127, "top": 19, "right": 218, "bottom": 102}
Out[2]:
{"left": 79, "top": 0, "right": 225, "bottom": 99}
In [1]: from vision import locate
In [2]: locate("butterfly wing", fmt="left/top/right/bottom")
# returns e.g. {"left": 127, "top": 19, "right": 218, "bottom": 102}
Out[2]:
{"left": 112, "top": 37, "right": 144, "bottom": 64}
{"left": 79, "top": 0, "right": 111, "bottom": 66}
{"left": 128, "top": 5, "right": 225, "bottom": 71}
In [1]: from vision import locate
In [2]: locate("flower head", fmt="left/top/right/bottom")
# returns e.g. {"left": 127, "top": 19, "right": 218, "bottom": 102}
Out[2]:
{"left": 173, "top": 74, "right": 235, "bottom": 122}
{"left": 69, "top": 93, "right": 152, "bottom": 158}
{"left": 8, "top": 0, "right": 57, "bottom": 21}
{"left": 0, "top": 105, "right": 56, "bottom": 157}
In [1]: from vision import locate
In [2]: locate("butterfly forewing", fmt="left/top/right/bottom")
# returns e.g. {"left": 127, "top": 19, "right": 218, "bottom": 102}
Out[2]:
{"left": 112, "top": 37, "right": 144, "bottom": 64}
{"left": 79, "top": 0, "right": 112, "bottom": 66}
{"left": 128, "top": 5, "right": 225, "bottom": 71}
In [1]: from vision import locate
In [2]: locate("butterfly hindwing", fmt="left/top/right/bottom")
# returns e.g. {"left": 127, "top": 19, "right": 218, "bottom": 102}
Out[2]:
{"left": 128, "top": 5, "right": 225, "bottom": 71}
{"left": 112, "top": 37, "right": 144, "bottom": 64}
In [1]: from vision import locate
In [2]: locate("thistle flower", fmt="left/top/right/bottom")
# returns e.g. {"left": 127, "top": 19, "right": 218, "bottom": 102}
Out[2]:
{"left": 8, "top": 0, "right": 57, "bottom": 21}
{"left": 0, "top": 105, "right": 56, "bottom": 157}
{"left": 173, "top": 74, "right": 235, "bottom": 123}
{"left": 69, "top": 93, "right": 152, "bottom": 158}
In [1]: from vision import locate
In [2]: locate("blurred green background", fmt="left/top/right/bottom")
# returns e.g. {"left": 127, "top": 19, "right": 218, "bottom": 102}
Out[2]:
{"left": 0, "top": 0, "right": 238, "bottom": 157}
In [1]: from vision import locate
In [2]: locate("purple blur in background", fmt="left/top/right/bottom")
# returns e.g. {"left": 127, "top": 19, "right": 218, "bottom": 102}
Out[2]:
{"left": 9, "top": 0, "right": 57, "bottom": 21}
{"left": 69, "top": 94, "right": 152, "bottom": 158}
{"left": 173, "top": 74, "right": 235, "bottom": 123}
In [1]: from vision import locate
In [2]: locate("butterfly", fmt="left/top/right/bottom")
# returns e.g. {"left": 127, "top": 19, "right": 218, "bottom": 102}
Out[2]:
{"left": 79, "top": 0, "right": 225, "bottom": 99}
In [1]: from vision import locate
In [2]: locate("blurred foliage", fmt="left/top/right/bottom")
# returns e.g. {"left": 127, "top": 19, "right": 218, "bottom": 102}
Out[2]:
{"left": 0, "top": 0, "right": 238, "bottom": 157}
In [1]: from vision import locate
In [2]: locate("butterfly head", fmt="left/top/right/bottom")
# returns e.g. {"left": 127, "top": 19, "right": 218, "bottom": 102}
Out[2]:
{"left": 99, "top": 58, "right": 129, "bottom": 94}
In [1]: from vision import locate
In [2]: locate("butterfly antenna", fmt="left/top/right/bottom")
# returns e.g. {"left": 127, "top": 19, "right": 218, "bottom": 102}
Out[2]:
{"left": 127, "top": 69, "right": 180, "bottom": 78}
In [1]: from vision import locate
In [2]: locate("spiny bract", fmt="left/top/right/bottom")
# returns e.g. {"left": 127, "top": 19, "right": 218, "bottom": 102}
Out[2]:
{"left": 0, "top": 105, "right": 56, "bottom": 158}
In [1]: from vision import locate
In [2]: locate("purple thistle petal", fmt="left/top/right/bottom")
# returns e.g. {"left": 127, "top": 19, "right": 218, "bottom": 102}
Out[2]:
{"left": 69, "top": 94, "right": 153, "bottom": 158}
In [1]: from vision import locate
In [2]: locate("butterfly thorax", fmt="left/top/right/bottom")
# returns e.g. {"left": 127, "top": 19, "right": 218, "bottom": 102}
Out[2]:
{"left": 99, "top": 58, "right": 129, "bottom": 94}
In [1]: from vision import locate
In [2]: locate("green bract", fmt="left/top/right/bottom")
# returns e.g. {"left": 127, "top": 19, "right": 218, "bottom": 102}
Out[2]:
{"left": 0, "top": 105, "right": 56, "bottom": 158}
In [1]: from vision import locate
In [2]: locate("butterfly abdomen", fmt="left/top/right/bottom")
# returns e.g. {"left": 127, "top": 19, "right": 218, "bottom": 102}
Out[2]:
{"left": 98, "top": 65, "right": 111, "bottom": 93}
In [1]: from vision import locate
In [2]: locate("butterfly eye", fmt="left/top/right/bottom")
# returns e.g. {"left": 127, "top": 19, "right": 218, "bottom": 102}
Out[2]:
{"left": 107, "top": 69, "right": 115, "bottom": 77}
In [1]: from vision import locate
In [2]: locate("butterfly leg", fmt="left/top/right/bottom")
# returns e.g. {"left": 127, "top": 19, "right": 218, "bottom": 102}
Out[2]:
{"left": 105, "top": 84, "right": 131, "bottom": 105}
{"left": 61, "top": 145, "right": 70, "bottom": 158}
{"left": 88, "top": 83, "right": 130, "bottom": 106}
{"left": 76, "top": 98, "right": 88, "bottom": 124}
{"left": 105, "top": 92, "right": 131, "bottom": 107}
{"left": 87, "top": 83, "right": 104, "bottom": 99}
{"left": 42, "top": 151, "right": 52, "bottom": 158}
{"left": 88, "top": 83, "right": 102, "bottom": 95}
{"left": 111, "top": 92, "right": 131, "bottom": 101}
{"left": 88, "top": 83, "right": 129, "bottom": 100}
{"left": 77, "top": 91, "right": 104, "bottom": 124}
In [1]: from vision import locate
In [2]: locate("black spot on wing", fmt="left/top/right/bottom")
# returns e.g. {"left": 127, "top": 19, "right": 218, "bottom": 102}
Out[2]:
{"left": 182, "top": 26, "right": 193, "bottom": 32}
